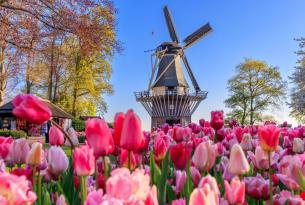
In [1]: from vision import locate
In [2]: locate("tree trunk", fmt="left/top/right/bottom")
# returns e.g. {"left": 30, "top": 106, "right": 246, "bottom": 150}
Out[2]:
{"left": 241, "top": 102, "right": 247, "bottom": 126}
{"left": 48, "top": 39, "right": 55, "bottom": 101}
{"left": 250, "top": 97, "right": 254, "bottom": 125}
{"left": 72, "top": 54, "right": 81, "bottom": 117}
{"left": 0, "top": 46, "right": 7, "bottom": 105}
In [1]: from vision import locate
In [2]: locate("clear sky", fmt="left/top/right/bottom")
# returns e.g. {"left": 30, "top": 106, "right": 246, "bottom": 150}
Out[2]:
{"left": 103, "top": 0, "right": 305, "bottom": 130}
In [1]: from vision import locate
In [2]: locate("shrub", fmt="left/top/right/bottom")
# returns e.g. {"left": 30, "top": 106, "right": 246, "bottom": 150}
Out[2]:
{"left": 72, "top": 119, "right": 85, "bottom": 131}
{"left": 0, "top": 130, "right": 27, "bottom": 139}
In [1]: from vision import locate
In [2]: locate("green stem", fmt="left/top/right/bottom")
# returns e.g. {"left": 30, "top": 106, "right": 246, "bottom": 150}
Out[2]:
{"left": 95, "top": 160, "right": 98, "bottom": 190}
{"left": 32, "top": 165, "right": 37, "bottom": 193}
{"left": 268, "top": 151, "right": 273, "bottom": 205}
{"left": 128, "top": 151, "right": 131, "bottom": 170}
{"left": 37, "top": 172, "right": 42, "bottom": 205}
{"left": 103, "top": 157, "right": 108, "bottom": 181}
{"left": 80, "top": 176, "right": 87, "bottom": 204}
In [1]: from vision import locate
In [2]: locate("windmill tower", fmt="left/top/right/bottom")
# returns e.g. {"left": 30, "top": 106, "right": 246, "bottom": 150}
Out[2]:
{"left": 135, "top": 5, "right": 212, "bottom": 128}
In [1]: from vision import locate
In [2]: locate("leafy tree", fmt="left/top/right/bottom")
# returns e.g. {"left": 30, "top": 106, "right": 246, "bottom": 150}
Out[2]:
{"left": 225, "top": 58, "right": 286, "bottom": 125}
{"left": 290, "top": 38, "right": 305, "bottom": 123}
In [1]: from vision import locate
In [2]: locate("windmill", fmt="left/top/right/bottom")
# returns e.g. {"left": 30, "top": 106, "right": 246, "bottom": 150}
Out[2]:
{"left": 135, "top": 5, "right": 212, "bottom": 128}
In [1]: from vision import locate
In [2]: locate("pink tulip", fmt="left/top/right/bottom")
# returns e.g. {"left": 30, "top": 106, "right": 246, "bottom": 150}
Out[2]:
{"left": 227, "top": 144, "right": 250, "bottom": 175}
{"left": 189, "top": 184, "right": 218, "bottom": 205}
{"left": 56, "top": 195, "right": 67, "bottom": 205}
{"left": 8, "top": 138, "right": 30, "bottom": 165}
{"left": 120, "top": 109, "right": 144, "bottom": 151}
{"left": 85, "top": 189, "right": 104, "bottom": 205}
{"left": 0, "top": 172, "right": 37, "bottom": 204}
{"left": 85, "top": 118, "right": 114, "bottom": 157}
{"left": 73, "top": 145, "right": 95, "bottom": 176}
{"left": 192, "top": 140, "right": 216, "bottom": 172}
{"left": 258, "top": 124, "right": 281, "bottom": 152}
{"left": 175, "top": 170, "right": 187, "bottom": 194}
{"left": 233, "top": 126, "right": 244, "bottom": 143}
{"left": 293, "top": 138, "right": 304, "bottom": 153}
{"left": 247, "top": 146, "right": 279, "bottom": 170}
{"left": 26, "top": 142, "right": 43, "bottom": 165}
{"left": 199, "top": 119, "right": 205, "bottom": 127}
{"left": 113, "top": 112, "right": 125, "bottom": 146}
{"left": 176, "top": 127, "right": 192, "bottom": 141}
{"left": 273, "top": 190, "right": 305, "bottom": 205}
{"left": 119, "top": 149, "right": 137, "bottom": 170}
{"left": 198, "top": 174, "right": 220, "bottom": 200}
{"left": 12, "top": 94, "right": 51, "bottom": 124}
{"left": 224, "top": 177, "right": 245, "bottom": 204}
{"left": 190, "top": 167, "right": 201, "bottom": 187}
{"left": 244, "top": 175, "right": 270, "bottom": 200}
{"left": 240, "top": 133, "right": 253, "bottom": 151}
{"left": 154, "top": 132, "right": 169, "bottom": 161}
{"left": 47, "top": 146, "right": 69, "bottom": 176}
{"left": 171, "top": 199, "right": 186, "bottom": 205}
{"left": 210, "top": 110, "right": 224, "bottom": 131}
{"left": 0, "top": 136, "right": 13, "bottom": 160}
{"left": 49, "top": 125, "right": 65, "bottom": 146}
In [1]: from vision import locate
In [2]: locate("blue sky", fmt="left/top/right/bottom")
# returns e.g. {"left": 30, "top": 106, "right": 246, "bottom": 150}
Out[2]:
{"left": 103, "top": 0, "right": 305, "bottom": 130}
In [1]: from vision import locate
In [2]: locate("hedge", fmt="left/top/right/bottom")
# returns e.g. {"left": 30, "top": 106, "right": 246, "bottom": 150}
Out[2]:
{"left": 0, "top": 130, "right": 27, "bottom": 139}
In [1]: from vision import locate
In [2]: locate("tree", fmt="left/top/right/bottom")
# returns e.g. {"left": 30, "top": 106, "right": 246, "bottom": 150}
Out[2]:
{"left": 225, "top": 58, "right": 286, "bottom": 125}
{"left": 290, "top": 38, "right": 305, "bottom": 123}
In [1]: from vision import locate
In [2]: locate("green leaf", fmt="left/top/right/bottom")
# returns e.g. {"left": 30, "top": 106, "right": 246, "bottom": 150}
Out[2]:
{"left": 150, "top": 151, "right": 161, "bottom": 185}
{"left": 42, "top": 188, "right": 52, "bottom": 205}
{"left": 181, "top": 160, "right": 194, "bottom": 205}
{"left": 157, "top": 151, "right": 170, "bottom": 205}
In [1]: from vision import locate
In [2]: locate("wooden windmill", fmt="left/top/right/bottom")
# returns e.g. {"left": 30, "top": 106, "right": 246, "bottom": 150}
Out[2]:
{"left": 135, "top": 5, "right": 212, "bottom": 128}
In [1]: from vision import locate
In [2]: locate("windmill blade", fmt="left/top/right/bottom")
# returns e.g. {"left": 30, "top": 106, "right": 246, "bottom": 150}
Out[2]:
{"left": 183, "top": 23, "right": 212, "bottom": 49}
{"left": 181, "top": 54, "right": 201, "bottom": 91}
{"left": 163, "top": 6, "right": 179, "bottom": 43}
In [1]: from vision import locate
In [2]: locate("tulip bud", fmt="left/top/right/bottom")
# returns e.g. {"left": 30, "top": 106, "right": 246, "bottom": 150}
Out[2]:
{"left": 113, "top": 112, "right": 125, "bottom": 146}
{"left": 56, "top": 195, "right": 67, "bottom": 205}
{"left": 227, "top": 144, "right": 250, "bottom": 175}
{"left": 73, "top": 145, "right": 95, "bottom": 176}
{"left": 26, "top": 142, "right": 43, "bottom": 166}
{"left": 210, "top": 110, "right": 224, "bottom": 131}
{"left": 293, "top": 138, "right": 304, "bottom": 153}
{"left": 192, "top": 140, "right": 216, "bottom": 172}
{"left": 49, "top": 125, "right": 65, "bottom": 146}
{"left": 258, "top": 125, "right": 281, "bottom": 152}
{"left": 224, "top": 177, "right": 245, "bottom": 204}
{"left": 47, "top": 146, "right": 69, "bottom": 176}
{"left": 8, "top": 138, "right": 30, "bottom": 165}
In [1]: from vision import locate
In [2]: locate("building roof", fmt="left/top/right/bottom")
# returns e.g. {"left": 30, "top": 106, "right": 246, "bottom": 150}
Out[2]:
{"left": 0, "top": 100, "right": 73, "bottom": 119}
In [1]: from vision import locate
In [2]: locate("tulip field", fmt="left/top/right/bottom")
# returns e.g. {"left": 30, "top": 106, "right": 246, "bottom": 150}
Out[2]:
{"left": 1, "top": 94, "right": 305, "bottom": 205}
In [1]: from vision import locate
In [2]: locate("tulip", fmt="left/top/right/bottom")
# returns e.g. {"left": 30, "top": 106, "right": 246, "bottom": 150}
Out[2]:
{"left": 248, "top": 146, "right": 279, "bottom": 170}
{"left": 113, "top": 112, "right": 125, "bottom": 146}
{"left": 12, "top": 94, "right": 51, "bottom": 124}
{"left": 162, "top": 123, "right": 170, "bottom": 134}
{"left": 0, "top": 172, "right": 37, "bottom": 204}
{"left": 170, "top": 143, "right": 192, "bottom": 170}
{"left": 199, "top": 119, "right": 205, "bottom": 127}
{"left": 210, "top": 110, "right": 224, "bottom": 131}
{"left": 175, "top": 170, "right": 186, "bottom": 194}
{"left": 49, "top": 125, "right": 65, "bottom": 146}
{"left": 233, "top": 126, "right": 244, "bottom": 143}
{"left": 56, "top": 195, "right": 67, "bottom": 205}
{"left": 273, "top": 190, "right": 305, "bottom": 205}
{"left": 73, "top": 145, "right": 95, "bottom": 176}
{"left": 190, "top": 167, "right": 201, "bottom": 187}
{"left": 120, "top": 109, "right": 144, "bottom": 151}
{"left": 198, "top": 174, "right": 220, "bottom": 200}
{"left": 154, "top": 132, "right": 169, "bottom": 161}
{"left": 47, "top": 146, "right": 69, "bottom": 176}
{"left": 240, "top": 133, "right": 253, "bottom": 151}
{"left": 258, "top": 124, "right": 281, "bottom": 152}
{"left": 8, "top": 138, "right": 30, "bottom": 165}
{"left": 227, "top": 144, "right": 250, "bottom": 176}
{"left": 119, "top": 149, "right": 137, "bottom": 170}
{"left": 224, "top": 177, "right": 245, "bottom": 205}
{"left": 84, "top": 189, "right": 104, "bottom": 205}
{"left": 138, "top": 131, "right": 150, "bottom": 152}
{"left": 171, "top": 199, "right": 186, "bottom": 205}
{"left": 85, "top": 118, "right": 114, "bottom": 157}
{"left": 189, "top": 184, "right": 218, "bottom": 205}
{"left": 26, "top": 142, "right": 43, "bottom": 166}
{"left": 293, "top": 138, "right": 304, "bottom": 153}
{"left": 0, "top": 136, "right": 13, "bottom": 160}
{"left": 192, "top": 140, "right": 216, "bottom": 172}
{"left": 244, "top": 175, "right": 270, "bottom": 200}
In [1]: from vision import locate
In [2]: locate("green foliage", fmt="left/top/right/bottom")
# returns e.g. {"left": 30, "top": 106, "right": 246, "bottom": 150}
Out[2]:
{"left": 225, "top": 58, "right": 286, "bottom": 125}
{"left": 157, "top": 151, "right": 170, "bottom": 205}
{"left": 72, "top": 118, "right": 85, "bottom": 131}
{"left": 0, "top": 129, "right": 27, "bottom": 139}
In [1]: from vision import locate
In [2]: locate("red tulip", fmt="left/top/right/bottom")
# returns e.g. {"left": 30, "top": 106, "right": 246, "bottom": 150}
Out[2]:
{"left": 85, "top": 118, "right": 114, "bottom": 157}
{"left": 233, "top": 126, "right": 244, "bottom": 143}
{"left": 73, "top": 145, "right": 95, "bottom": 176}
{"left": 119, "top": 149, "right": 137, "bottom": 170}
{"left": 210, "top": 110, "right": 224, "bottom": 131}
{"left": 170, "top": 143, "right": 192, "bottom": 170}
{"left": 224, "top": 177, "right": 245, "bottom": 204}
{"left": 12, "top": 94, "right": 51, "bottom": 124}
{"left": 154, "top": 132, "right": 169, "bottom": 161}
{"left": 49, "top": 125, "right": 65, "bottom": 146}
{"left": 258, "top": 124, "right": 281, "bottom": 152}
{"left": 120, "top": 109, "right": 144, "bottom": 151}
{"left": 199, "top": 119, "right": 205, "bottom": 127}
{"left": 113, "top": 112, "right": 125, "bottom": 146}
{"left": 0, "top": 136, "right": 13, "bottom": 159}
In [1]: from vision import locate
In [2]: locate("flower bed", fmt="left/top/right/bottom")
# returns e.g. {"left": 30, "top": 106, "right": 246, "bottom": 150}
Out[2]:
{"left": 0, "top": 94, "right": 305, "bottom": 205}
